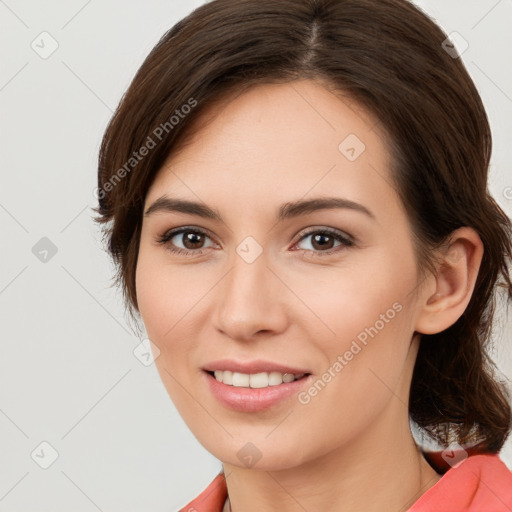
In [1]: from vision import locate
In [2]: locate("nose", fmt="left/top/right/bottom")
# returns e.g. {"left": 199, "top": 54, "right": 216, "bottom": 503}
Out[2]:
{"left": 212, "top": 248, "right": 289, "bottom": 341}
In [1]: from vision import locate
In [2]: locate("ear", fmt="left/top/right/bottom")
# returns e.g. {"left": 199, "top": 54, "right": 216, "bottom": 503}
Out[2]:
{"left": 415, "top": 227, "right": 484, "bottom": 335}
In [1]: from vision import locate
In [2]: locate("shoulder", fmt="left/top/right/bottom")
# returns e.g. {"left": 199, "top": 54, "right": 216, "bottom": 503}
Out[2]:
{"left": 409, "top": 453, "right": 512, "bottom": 512}
{"left": 178, "top": 471, "right": 227, "bottom": 512}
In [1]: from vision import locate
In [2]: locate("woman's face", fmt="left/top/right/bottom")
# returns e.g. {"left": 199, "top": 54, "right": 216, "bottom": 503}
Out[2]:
{"left": 136, "top": 79, "right": 427, "bottom": 469}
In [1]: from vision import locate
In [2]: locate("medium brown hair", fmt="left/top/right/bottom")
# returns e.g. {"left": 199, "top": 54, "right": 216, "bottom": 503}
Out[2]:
{"left": 95, "top": 0, "right": 512, "bottom": 453}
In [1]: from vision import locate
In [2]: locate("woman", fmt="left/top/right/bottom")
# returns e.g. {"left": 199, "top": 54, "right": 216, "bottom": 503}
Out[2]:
{"left": 94, "top": 0, "right": 512, "bottom": 510}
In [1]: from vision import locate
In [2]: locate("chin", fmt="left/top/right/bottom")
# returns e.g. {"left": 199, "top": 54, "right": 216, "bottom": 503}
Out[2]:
{"left": 199, "top": 433, "right": 311, "bottom": 471}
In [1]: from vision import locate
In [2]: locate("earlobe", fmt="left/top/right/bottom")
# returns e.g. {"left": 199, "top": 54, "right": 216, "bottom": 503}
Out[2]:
{"left": 415, "top": 227, "right": 484, "bottom": 335}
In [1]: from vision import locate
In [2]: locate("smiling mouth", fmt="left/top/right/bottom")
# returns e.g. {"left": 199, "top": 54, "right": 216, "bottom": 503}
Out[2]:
{"left": 205, "top": 370, "right": 310, "bottom": 388}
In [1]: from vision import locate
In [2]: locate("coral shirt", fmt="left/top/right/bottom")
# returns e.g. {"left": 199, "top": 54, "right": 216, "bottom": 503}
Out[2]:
{"left": 178, "top": 453, "right": 512, "bottom": 512}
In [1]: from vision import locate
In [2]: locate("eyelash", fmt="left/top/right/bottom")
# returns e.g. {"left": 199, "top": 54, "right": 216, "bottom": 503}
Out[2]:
{"left": 156, "top": 226, "right": 355, "bottom": 258}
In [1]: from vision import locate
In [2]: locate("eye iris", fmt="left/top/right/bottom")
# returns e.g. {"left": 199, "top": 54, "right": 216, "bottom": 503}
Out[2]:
{"left": 312, "top": 233, "right": 334, "bottom": 250}
{"left": 183, "top": 232, "right": 204, "bottom": 249}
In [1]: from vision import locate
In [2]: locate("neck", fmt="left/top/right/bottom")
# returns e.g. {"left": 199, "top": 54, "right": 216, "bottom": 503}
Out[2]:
{"left": 222, "top": 335, "right": 442, "bottom": 512}
{"left": 223, "top": 420, "right": 441, "bottom": 512}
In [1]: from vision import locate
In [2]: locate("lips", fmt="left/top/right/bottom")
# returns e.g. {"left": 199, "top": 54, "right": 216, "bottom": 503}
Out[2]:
{"left": 203, "top": 370, "right": 313, "bottom": 412}
{"left": 201, "top": 358, "right": 313, "bottom": 412}
{"left": 202, "top": 358, "right": 311, "bottom": 375}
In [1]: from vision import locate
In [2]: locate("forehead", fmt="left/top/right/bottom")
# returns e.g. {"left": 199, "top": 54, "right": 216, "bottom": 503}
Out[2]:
{"left": 145, "top": 80, "right": 397, "bottom": 217}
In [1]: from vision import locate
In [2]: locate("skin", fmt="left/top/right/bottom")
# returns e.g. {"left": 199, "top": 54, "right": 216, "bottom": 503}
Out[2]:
{"left": 135, "top": 79, "right": 483, "bottom": 512}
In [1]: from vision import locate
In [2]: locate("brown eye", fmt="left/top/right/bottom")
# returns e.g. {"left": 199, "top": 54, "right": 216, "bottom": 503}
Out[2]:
{"left": 158, "top": 227, "right": 216, "bottom": 255}
{"left": 294, "top": 228, "right": 354, "bottom": 256}
{"left": 310, "top": 233, "right": 336, "bottom": 250}
{"left": 181, "top": 231, "right": 206, "bottom": 249}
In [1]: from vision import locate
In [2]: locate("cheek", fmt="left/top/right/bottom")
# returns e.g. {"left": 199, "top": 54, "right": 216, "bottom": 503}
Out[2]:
{"left": 135, "top": 244, "right": 203, "bottom": 340}
{"left": 135, "top": 253, "right": 165, "bottom": 336}
{"left": 293, "top": 305, "right": 414, "bottom": 459}
{"left": 135, "top": 251, "right": 200, "bottom": 411}
{"left": 288, "top": 255, "right": 415, "bottom": 355}
{"left": 292, "top": 254, "right": 418, "bottom": 434}
{"left": 135, "top": 245, "right": 184, "bottom": 364}
{"left": 291, "top": 256, "right": 417, "bottom": 407}
{"left": 135, "top": 245, "right": 220, "bottom": 392}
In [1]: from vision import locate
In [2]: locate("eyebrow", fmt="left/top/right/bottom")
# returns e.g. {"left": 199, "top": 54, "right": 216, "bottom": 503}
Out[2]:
{"left": 144, "top": 195, "right": 375, "bottom": 222}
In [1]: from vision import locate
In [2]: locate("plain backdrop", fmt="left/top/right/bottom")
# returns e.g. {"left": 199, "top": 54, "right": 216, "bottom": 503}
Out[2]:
{"left": 1, "top": 0, "right": 511, "bottom": 510}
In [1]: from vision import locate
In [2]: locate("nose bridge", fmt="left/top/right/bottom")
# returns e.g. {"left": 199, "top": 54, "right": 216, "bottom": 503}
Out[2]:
{"left": 213, "top": 241, "right": 286, "bottom": 339}
{"left": 224, "top": 244, "right": 273, "bottom": 313}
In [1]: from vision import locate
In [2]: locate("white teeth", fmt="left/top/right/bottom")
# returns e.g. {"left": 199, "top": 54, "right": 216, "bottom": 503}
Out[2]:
{"left": 249, "top": 372, "right": 268, "bottom": 388}
{"left": 211, "top": 370, "right": 306, "bottom": 388}
{"left": 232, "top": 372, "right": 250, "bottom": 387}
{"left": 268, "top": 371, "right": 283, "bottom": 386}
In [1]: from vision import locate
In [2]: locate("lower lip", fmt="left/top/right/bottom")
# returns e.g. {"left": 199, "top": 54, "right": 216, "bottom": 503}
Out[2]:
{"left": 203, "top": 371, "right": 312, "bottom": 412}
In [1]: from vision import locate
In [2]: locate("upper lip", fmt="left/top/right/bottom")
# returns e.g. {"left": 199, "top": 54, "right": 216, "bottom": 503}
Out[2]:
{"left": 202, "top": 359, "right": 311, "bottom": 375}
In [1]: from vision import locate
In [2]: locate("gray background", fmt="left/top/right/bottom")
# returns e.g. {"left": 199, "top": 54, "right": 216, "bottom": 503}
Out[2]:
{"left": 1, "top": 0, "right": 511, "bottom": 510}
